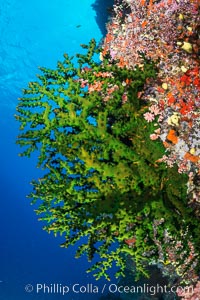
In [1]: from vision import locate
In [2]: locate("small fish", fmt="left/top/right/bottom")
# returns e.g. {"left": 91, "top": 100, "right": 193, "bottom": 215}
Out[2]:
{"left": 76, "top": 25, "right": 81, "bottom": 28}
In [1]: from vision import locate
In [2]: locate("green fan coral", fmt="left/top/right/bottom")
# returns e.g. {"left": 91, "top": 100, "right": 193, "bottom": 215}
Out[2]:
{"left": 16, "top": 39, "right": 200, "bottom": 281}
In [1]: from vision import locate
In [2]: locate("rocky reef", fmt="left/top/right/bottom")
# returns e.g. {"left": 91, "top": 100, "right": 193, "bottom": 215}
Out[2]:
{"left": 16, "top": 0, "right": 200, "bottom": 299}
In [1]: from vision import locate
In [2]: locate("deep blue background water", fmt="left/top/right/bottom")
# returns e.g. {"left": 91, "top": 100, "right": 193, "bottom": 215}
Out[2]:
{"left": 0, "top": 1, "right": 117, "bottom": 299}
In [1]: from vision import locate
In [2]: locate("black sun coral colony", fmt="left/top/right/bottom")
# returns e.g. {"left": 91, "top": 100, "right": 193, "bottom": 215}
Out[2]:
{"left": 16, "top": 39, "right": 200, "bottom": 285}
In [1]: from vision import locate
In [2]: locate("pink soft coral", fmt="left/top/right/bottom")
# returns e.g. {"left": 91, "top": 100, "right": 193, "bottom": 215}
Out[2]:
{"left": 149, "top": 104, "right": 161, "bottom": 116}
{"left": 143, "top": 112, "right": 155, "bottom": 122}
{"left": 177, "top": 281, "right": 200, "bottom": 300}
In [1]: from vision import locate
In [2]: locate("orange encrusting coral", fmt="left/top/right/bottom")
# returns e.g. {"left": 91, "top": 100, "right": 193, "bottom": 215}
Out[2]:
{"left": 184, "top": 152, "right": 200, "bottom": 164}
{"left": 167, "top": 129, "right": 178, "bottom": 144}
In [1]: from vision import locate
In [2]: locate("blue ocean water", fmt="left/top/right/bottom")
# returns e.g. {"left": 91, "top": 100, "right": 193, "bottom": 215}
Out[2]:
{"left": 0, "top": 1, "right": 117, "bottom": 299}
